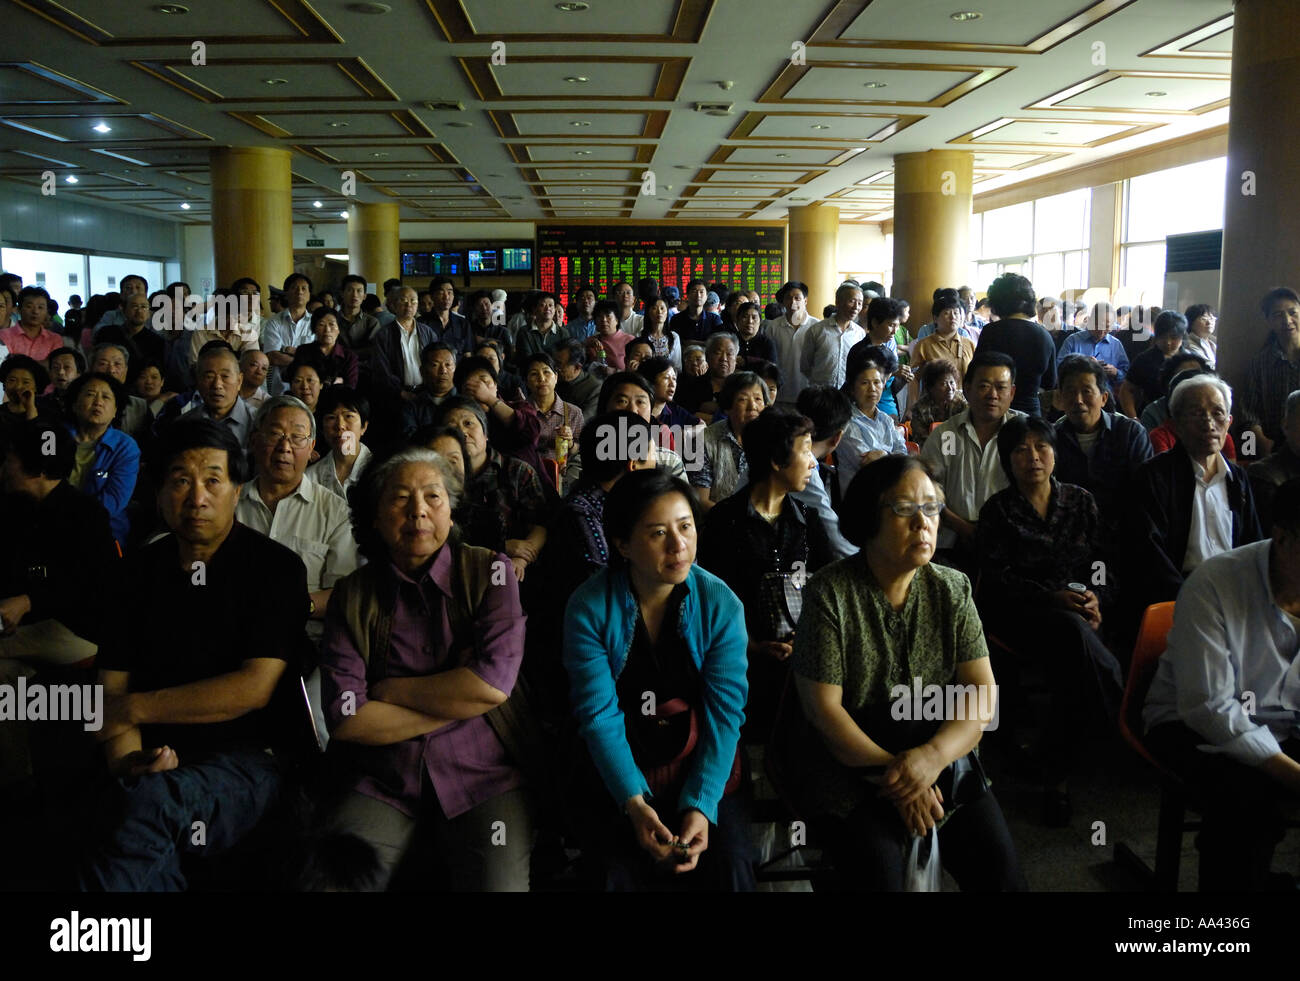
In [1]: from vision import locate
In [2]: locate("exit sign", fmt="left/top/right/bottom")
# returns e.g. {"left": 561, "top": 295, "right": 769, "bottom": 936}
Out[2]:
{"left": 306, "top": 238, "right": 325, "bottom": 247}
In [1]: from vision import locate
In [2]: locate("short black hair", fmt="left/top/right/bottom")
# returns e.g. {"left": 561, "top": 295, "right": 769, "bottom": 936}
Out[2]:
{"left": 48, "top": 347, "right": 86, "bottom": 373}
{"left": 918, "top": 357, "right": 960, "bottom": 391}
{"left": 839, "top": 455, "right": 937, "bottom": 547}
{"left": 1152, "top": 311, "right": 1189, "bottom": 339}
{"left": 965, "top": 350, "right": 1017, "bottom": 385}
{"left": 428, "top": 277, "right": 456, "bottom": 295}
{"left": 986, "top": 273, "right": 1037, "bottom": 319}
{"left": 846, "top": 343, "right": 897, "bottom": 385}
{"left": 593, "top": 299, "right": 619, "bottom": 321}
{"left": 597, "top": 370, "right": 653, "bottom": 415}
{"left": 753, "top": 360, "right": 783, "bottom": 390}
{"left": 1159, "top": 351, "right": 1210, "bottom": 395}
{"left": 2, "top": 420, "right": 74, "bottom": 481}
{"left": 625, "top": 337, "right": 655, "bottom": 360}
{"left": 1260, "top": 286, "right": 1300, "bottom": 318}
{"left": 718, "top": 370, "right": 768, "bottom": 411}
{"left": 467, "top": 288, "right": 492, "bottom": 308}
{"left": 65, "top": 371, "right": 128, "bottom": 426}
{"left": 555, "top": 337, "right": 587, "bottom": 368}
{"left": 521, "top": 351, "right": 557, "bottom": 375}
{"left": 16, "top": 285, "right": 50, "bottom": 307}
{"left": 230, "top": 276, "right": 261, "bottom": 294}
{"left": 578, "top": 410, "right": 655, "bottom": 487}
{"left": 796, "top": 385, "right": 853, "bottom": 443}
{"left": 316, "top": 385, "right": 370, "bottom": 424}
{"left": 283, "top": 272, "right": 312, "bottom": 292}
{"left": 996, "top": 415, "right": 1058, "bottom": 483}
{"left": 0, "top": 354, "right": 50, "bottom": 392}
{"left": 602, "top": 469, "right": 699, "bottom": 568}
{"left": 866, "top": 296, "right": 904, "bottom": 326}
{"left": 453, "top": 355, "right": 497, "bottom": 391}
{"left": 154, "top": 417, "right": 249, "bottom": 484}
{"left": 410, "top": 423, "right": 470, "bottom": 463}
{"left": 1184, "top": 303, "right": 1214, "bottom": 324}
{"left": 420, "top": 341, "right": 457, "bottom": 367}
{"left": 637, "top": 355, "right": 673, "bottom": 385}
{"left": 931, "top": 291, "right": 963, "bottom": 317}
{"left": 742, "top": 405, "right": 814, "bottom": 479}
{"left": 340, "top": 274, "right": 366, "bottom": 291}
{"left": 310, "top": 305, "right": 341, "bottom": 334}
{"left": 1056, "top": 353, "right": 1107, "bottom": 392}
{"left": 286, "top": 347, "right": 328, "bottom": 385}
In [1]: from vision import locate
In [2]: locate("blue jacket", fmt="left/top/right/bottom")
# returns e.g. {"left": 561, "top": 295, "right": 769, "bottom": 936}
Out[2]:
{"left": 68, "top": 425, "right": 139, "bottom": 545}
{"left": 563, "top": 564, "right": 748, "bottom": 824}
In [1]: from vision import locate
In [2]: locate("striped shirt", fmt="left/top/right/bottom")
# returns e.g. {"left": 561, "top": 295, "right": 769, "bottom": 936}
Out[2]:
{"left": 1241, "top": 335, "right": 1300, "bottom": 444}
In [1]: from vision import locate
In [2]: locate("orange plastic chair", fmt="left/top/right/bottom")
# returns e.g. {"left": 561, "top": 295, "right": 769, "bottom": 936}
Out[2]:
{"left": 1113, "top": 602, "right": 1189, "bottom": 891}
{"left": 905, "top": 441, "right": 919, "bottom": 456}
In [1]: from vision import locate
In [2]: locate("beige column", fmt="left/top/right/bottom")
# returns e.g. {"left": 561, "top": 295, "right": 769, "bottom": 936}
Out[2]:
{"left": 210, "top": 147, "right": 292, "bottom": 317}
{"left": 347, "top": 202, "right": 400, "bottom": 294}
{"left": 787, "top": 204, "right": 840, "bottom": 314}
{"left": 1217, "top": 0, "right": 1300, "bottom": 401}
{"left": 892, "top": 150, "right": 974, "bottom": 320}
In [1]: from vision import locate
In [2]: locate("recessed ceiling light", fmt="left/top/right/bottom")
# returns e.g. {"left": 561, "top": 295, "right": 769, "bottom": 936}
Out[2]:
{"left": 564, "top": 76, "right": 589, "bottom": 84}
{"left": 950, "top": 10, "right": 982, "bottom": 21}
{"left": 570, "top": 121, "right": 591, "bottom": 127}
{"left": 575, "top": 150, "right": 592, "bottom": 156}
{"left": 92, "top": 122, "right": 112, "bottom": 133}
{"left": 578, "top": 172, "right": 591, "bottom": 177}
{"left": 346, "top": 1, "right": 392, "bottom": 11}
{"left": 327, "top": 121, "right": 349, "bottom": 128}
{"left": 64, "top": 175, "right": 78, "bottom": 184}
{"left": 263, "top": 78, "right": 288, "bottom": 86}
{"left": 1044, "top": 129, "right": 1060, "bottom": 135}
{"left": 370, "top": 152, "right": 388, "bottom": 158}
{"left": 556, "top": 1, "right": 589, "bottom": 9}
{"left": 581, "top": 187, "right": 591, "bottom": 192}
{"left": 153, "top": 3, "right": 189, "bottom": 12}
{"left": 862, "top": 81, "right": 888, "bottom": 89}
{"left": 312, "top": 200, "right": 322, "bottom": 208}
{"left": 1145, "top": 90, "right": 1168, "bottom": 97}
{"left": 775, "top": 152, "right": 790, "bottom": 158}
{"left": 811, "top": 124, "right": 830, "bottom": 130}
{"left": 340, "top": 211, "right": 350, "bottom": 218}
{"left": 582, "top": 200, "right": 592, "bottom": 204}
{"left": 180, "top": 202, "right": 191, "bottom": 210}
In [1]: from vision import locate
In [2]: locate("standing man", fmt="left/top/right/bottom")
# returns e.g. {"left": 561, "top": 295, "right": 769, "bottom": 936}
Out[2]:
{"left": 800, "top": 282, "right": 865, "bottom": 391}
{"left": 1241, "top": 287, "right": 1300, "bottom": 458}
{"left": 669, "top": 280, "right": 724, "bottom": 344}
{"left": 260, "top": 273, "right": 314, "bottom": 397}
{"left": 764, "top": 280, "right": 813, "bottom": 407}
{"left": 336, "top": 274, "right": 381, "bottom": 356}
{"left": 423, "top": 278, "right": 473, "bottom": 357}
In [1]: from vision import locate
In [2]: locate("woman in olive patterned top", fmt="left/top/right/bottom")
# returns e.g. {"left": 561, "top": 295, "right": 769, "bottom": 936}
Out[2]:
{"left": 788, "top": 454, "right": 1023, "bottom": 891}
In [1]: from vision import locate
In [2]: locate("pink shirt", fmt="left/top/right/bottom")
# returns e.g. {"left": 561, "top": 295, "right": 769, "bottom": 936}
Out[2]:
{"left": 597, "top": 330, "right": 633, "bottom": 369}
{"left": 0, "top": 325, "right": 64, "bottom": 364}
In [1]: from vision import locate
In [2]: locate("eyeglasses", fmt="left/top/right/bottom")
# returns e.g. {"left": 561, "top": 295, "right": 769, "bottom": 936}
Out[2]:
{"left": 884, "top": 500, "right": 943, "bottom": 518}
{"left": 1175, "top": 409, "right": 1229, "bottom": 426}
{"left": 264, "top": 430, "right": 312, "bottom": 448}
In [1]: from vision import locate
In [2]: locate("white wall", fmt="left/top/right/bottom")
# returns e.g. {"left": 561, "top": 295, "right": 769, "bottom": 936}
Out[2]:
{"left": 837, "top": 223, "right": 889, "bottom": 285}
{"left": 180, "top": 224, "right": 214, "bottom": 293}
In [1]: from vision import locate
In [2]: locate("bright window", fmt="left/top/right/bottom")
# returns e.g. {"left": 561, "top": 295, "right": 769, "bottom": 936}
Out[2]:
{"left": 1125, "top": 157, "right": 1227, "bottom": 242}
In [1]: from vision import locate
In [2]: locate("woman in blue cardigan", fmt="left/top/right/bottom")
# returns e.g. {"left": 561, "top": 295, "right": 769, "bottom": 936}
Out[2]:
{"left": 65, "top": 371, "right": 139, "bottom": 546}
{"left": 563, "top": 468, "right": 753, "bottom": 890}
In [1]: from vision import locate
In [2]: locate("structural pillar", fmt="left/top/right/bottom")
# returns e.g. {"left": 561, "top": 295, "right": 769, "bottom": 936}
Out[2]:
{"left": 348, "top": 202, "right": 400, "bottom": 294}
{"left": 1217, "top": 0, "right": 1300, "bottom": 396}
{"left": 210, "top": 147, "right": 292, "bottom": 316}
{"left": 892, "top": 150, "right": 973, "bottom": 319}
{"left": 787, "top": 204, "right": 840, "bottom": 314}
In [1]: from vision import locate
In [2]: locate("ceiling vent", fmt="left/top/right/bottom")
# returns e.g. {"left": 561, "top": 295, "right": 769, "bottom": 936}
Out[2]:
{"left": 695, "top": 102, "right": 734, "bottom": 117}
{"left": 424, "top": 100, "right": 465, "bottom": 112}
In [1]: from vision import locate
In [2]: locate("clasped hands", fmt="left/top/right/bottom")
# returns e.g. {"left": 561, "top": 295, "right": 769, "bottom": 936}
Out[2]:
{"left": 879, "top": 744, "right": 946, "bottom": 837}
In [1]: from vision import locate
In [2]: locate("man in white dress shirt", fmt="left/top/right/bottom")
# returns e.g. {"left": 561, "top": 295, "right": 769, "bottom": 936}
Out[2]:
{"left": 799, "top": 282, "right": 865, "bottom": 391}
{"left": 1143, "top": 478, "right": 1300, "bottom": 891}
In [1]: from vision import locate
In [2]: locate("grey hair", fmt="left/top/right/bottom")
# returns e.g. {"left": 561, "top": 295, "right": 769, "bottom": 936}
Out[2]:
{"left": 254, "top": 393, "right": 317, "bottom": 441}
{"left": 1287, "top": 389, "right": 1300, "bottom": 421}
{"left": 367, "top": 447, "right": 462, "bottom": 510}
{"left": 91, "top": 341, "right": 131, "bottom": 364}
{"left": 705, "top": 332, "right": 740, "bottom": 358}
{"left": 1169, "top": 373, "right": 1233, "bottom": 418}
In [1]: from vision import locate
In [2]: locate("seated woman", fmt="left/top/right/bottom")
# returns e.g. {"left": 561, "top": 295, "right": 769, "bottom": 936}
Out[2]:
{"left": 911, "top": 293, "right": 974, "bottom": 396}
{"left": 785, "top": 455, "right": 1022, "bottom": 891}
{"left": 318, "top": 447, "right": 534, "bottom": 891}
{"left": 689, "top": 370, "right": 771, "bottom": 511}
{"left": 592, "top": 300, "right": 634, "bottom": 369}
{"left": 753, "top": 360, "right": 783, "bottom": 408}
{"left": 838, "top": 345, "right": 908, "bottom": 496}
{"left": 286, "top": 352, "right": 326, "bottom": 416}
{"left": 432, "top": 396, "right": 553, "bottom": 582}
{"left": 452, "top": 355, "right": 544, "bottom": 478}
{"left": 639, "top": 297, "right": 681, "bottom": 371}
{"left": 1182, "top": 303, "right": 1217, "bottom": 368}
{"left": 734, "top": 302, "right": 777, "bottom": 368}
{"left": 676, "top": 333, "right": 739, "bottom": 421}
{"left": 698, "top": 406, "right": 834, "bottom": 739}
{"left": 641, "top": 356, "right": 703, "bottom": 435}
{"left": 307, "top": 386, "right": 373, "bottom": 500}
{"left": 681, "top": 344, "right": 707, "bottom": 378}
{"left": 474, "top": 339, "right": 524, "bottom": 403}
{"left": 563, "top": 469, "right": 752, "bottom": 891}
{"left": 909, "top": 358, "right": 967, "bottom": 450}
{"left": 597, "top": 371, "right": 689, "bottom": 480}
{"left": 64, "top": 371, "right": 140, "bottom": 546}
{"left": 131, "top": 357, "right": 178, "bottom": 419}
{"left": 1, "top": 355, "right": 59, "bottom": 439}
{"left": 411, "top": 423, "right": 470, "bottom": 485}
{"left": 303, "top": 307, "right": 359, "bottom": 388}
{"left": 975, "top": 416, "right": 1124, "bottom": 826}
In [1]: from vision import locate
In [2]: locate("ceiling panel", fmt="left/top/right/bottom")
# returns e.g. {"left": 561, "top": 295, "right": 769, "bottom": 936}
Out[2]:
{"left": 0, "top": 63, "right": 121, "bottom": 105}
{"left": 1052, "top": 74, "right": 1229, "bottom": 113}
{"left": 783, "top": 65, "right": 979, "bottom": 103}
{"left": 452, "top": 0, "right": 676, "bottom": 36}
{"left": 719, "top": 147, "right": 842, "bottom": 166}
{"left": 1, "top": 113, "right": 207, "bottom": 143}
{"left": 746, "top": 113, "right": 900, "bottom": 141}
{"left": 834, "top": 0, "right": 1131, "bottom": 48}
{"left": 509, "top": 111, "right": 652, "bottom": 138}
{"left": 965, "top": 118, "right": 1150, "bottom": 146}
{"left": 522, "top": 144, "right": 646, "bottom": 164}
{"left": 485, "top": 61, "right": 663, "bottom": 99}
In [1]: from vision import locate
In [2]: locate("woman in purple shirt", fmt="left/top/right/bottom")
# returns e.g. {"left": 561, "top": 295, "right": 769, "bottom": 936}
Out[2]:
{"left": 317, "top": 447, "right": 535, "bottom": 891}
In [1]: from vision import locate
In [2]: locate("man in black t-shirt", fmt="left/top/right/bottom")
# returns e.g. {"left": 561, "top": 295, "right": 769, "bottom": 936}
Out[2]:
{"left": 81, "top": 419, "right": 309, "bottom": 891}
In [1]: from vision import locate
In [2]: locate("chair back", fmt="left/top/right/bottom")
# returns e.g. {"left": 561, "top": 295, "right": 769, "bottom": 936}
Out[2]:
{"left": 1118, "top": 601, "right": 1176, "bottom": 768}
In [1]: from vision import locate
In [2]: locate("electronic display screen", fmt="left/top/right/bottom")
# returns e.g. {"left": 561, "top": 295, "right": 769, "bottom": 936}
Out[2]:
{"left": 468, "top": 249, "right": 499, "bottom": 273}
{"left": 401, "top": 251, "right": 462, "bottom": 277}
{"left": 536, "top": 226, "right": 784, "bottom": 300}
{"left": 502, "top": 247, "right": 532, "bottom": 273}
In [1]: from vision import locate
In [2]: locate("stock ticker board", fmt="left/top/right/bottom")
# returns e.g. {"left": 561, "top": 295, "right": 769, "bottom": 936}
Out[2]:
{"left": 537, "top": 226, "right": 786, "bottom": 300}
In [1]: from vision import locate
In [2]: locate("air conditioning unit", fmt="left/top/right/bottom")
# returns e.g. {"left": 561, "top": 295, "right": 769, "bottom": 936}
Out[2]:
{"left": 695, "top": 102, "right": 734, "bottom": 116}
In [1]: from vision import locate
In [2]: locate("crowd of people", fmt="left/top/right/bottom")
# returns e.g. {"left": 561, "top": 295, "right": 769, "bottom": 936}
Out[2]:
{"left": 1, "top": 265, "right": 1298, "bottom": 894}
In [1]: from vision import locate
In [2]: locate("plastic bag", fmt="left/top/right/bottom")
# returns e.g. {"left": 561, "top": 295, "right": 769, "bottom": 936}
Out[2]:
{"left": 904, "top": 827, "right": 941, "bottom": 892}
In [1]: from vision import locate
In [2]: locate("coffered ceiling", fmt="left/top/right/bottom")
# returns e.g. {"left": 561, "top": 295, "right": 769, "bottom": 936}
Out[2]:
{"left": 0, "top": 0, "right": 1234, "bottom": 226}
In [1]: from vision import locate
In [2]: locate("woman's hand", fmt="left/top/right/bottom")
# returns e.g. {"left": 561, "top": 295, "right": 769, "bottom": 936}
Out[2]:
{"left": 114, "top": 746, "right": 179, "bottom": 779}
{"left": 557, "top": 425, "right": 574, "bottom": 443}
{"left": 881, "top": 743, "right": 946, "bottom": 804}
{"left": 16, "top": 388, "right": 37, "bottom": 420}
{"left": 671, "top": 809, "right": 709, "bottom": 873}
{"left": 859, "top": 449, "right": 887, "bottom": 466}
{"left": 1051, "top": 589, "right": 1100, "bottom": 628}
{"left": 894, "top": 785, "right": 945, "bottom": 837}
{"left": 896, "top": 364, "right": 915, "bottom": 384}
{"left": 625, "top": 795, "right": 676, "bottom": 863}
{"left": 505, "top": 538, "right": 539, "bottom": 563}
